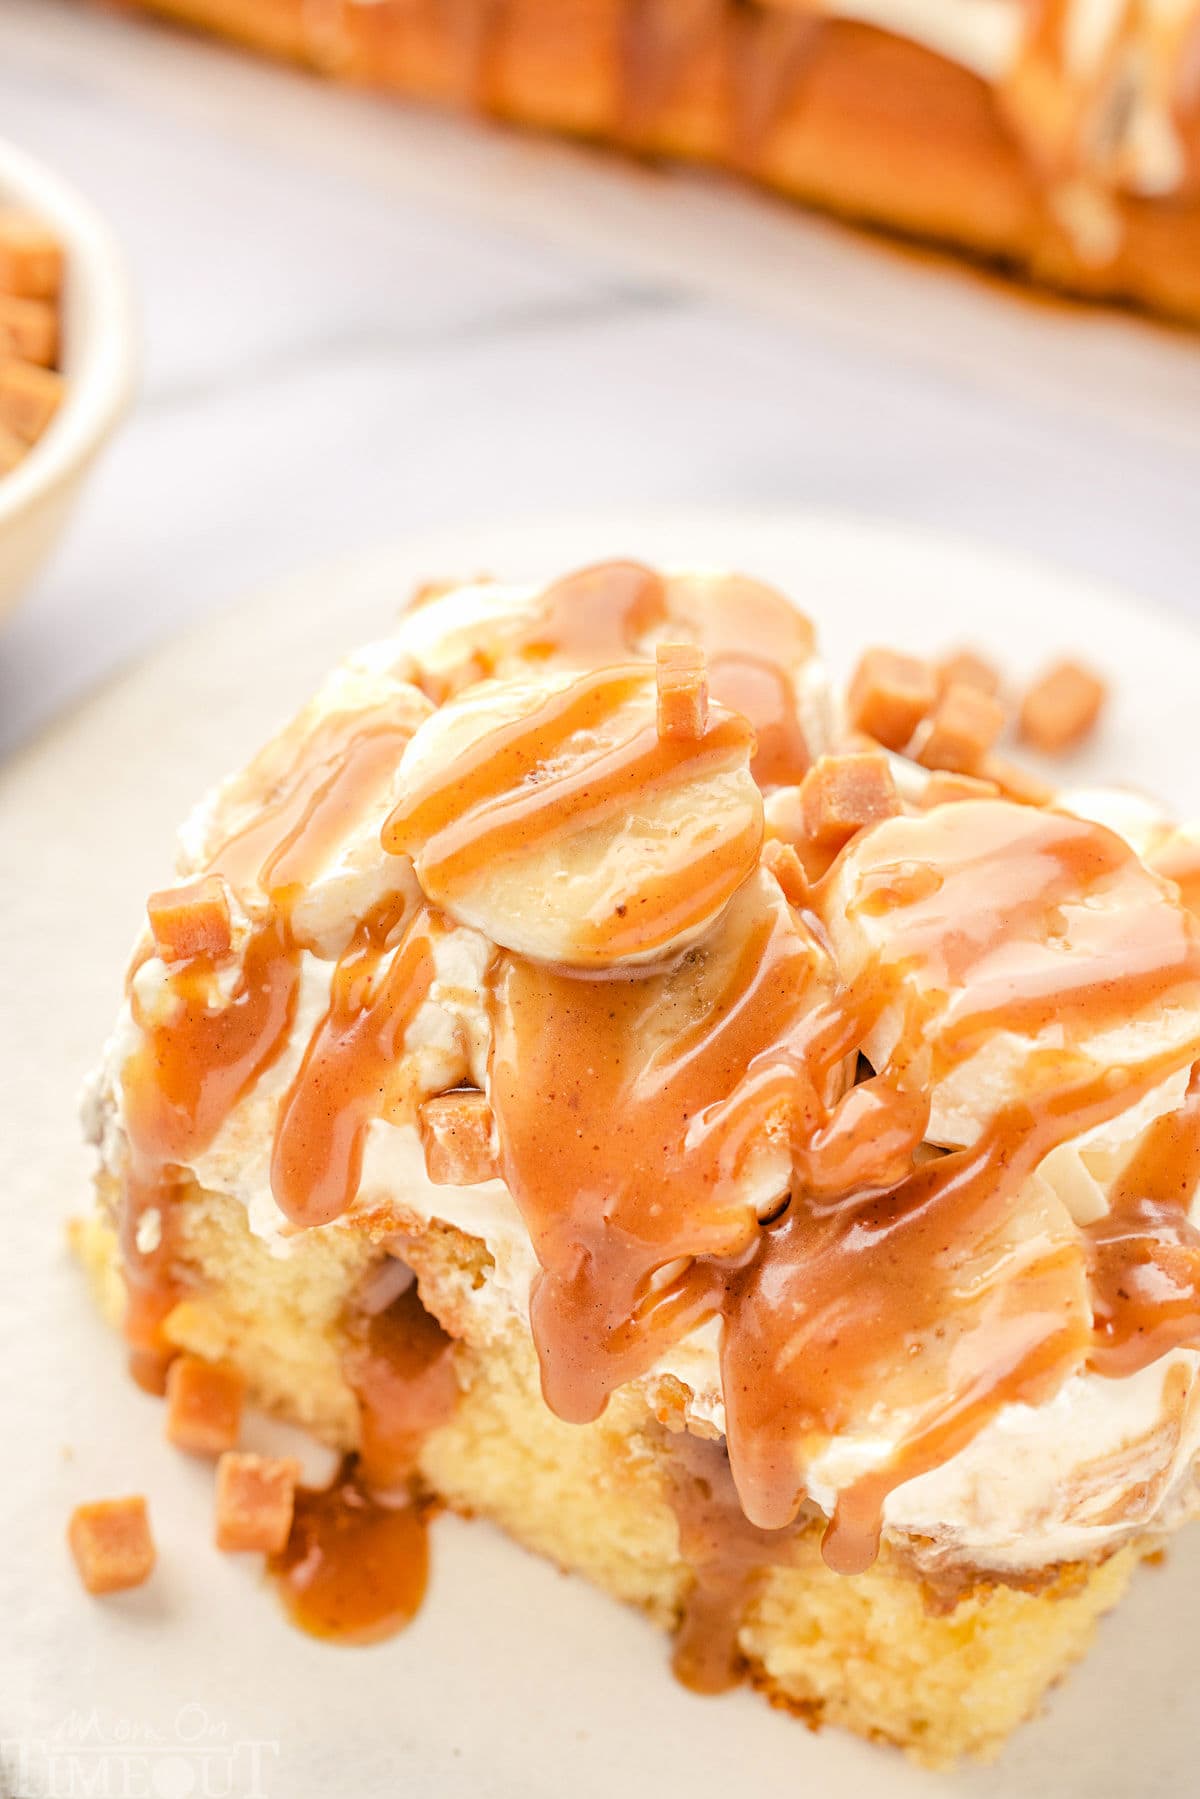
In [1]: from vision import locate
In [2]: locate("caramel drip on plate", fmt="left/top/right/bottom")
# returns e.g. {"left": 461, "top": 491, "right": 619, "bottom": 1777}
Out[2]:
{"left": 270, "top": 1279, "right": 459, "bottom": 1645}
{"left": 1087, "top": 1064, "right": 1200, "bottom": 1378}
{"left": 268, "top": 1461, "right": 431, "bottom": 1646}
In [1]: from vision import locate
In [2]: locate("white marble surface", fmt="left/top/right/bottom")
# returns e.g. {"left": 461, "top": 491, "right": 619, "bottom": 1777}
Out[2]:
{"left": 2, "top": 0, "right": 1200, "bottom": 758}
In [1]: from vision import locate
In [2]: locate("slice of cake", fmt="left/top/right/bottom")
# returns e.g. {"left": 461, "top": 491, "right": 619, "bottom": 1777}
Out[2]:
{"left": 77, "top": 561, "right": 1200, "bottom": 1765}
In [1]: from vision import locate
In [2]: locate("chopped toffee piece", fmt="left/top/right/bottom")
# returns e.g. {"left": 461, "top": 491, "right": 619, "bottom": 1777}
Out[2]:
{"left": 1019, "top": 659, "right": 1108, "bottom": 754}
{"left": 0, "top": 358, "right": 64, "bottom": 445}
{"left": 920, "top": 769, "right": 1002, "bottom": 806}
{"left": 980, "top": 753, "right": 1056, "bottom": 807}
{"left": 165, "top": 1355, "right": 245, "bottom": 1456}
{"left": 0, "top": 208, "right": 63, "bottom": 300}
{"left": 846, "top": 647, "right": 936, "bottom": 750}
{"left": 761, "top": 837, "right": 809, "bottom": 905}
{"left": 147, "top": 875, "right": 234, "bottom": 964}
{"left": 215, "top": 1453, "right": 301, "bottom": 1554}
{"left": 68, "top": 1497, "right": 156, "bottom": 1595}
{"left": 655, "top": 641, "right": 710, "bottom": 742}
{"left": 913, "top": 680, "right": 1007, "bottom": 773}
{"left": 418, "top": 1089, "right": 499, "bottom": 1185}
{"left": 0, "top": 293, "right": 57, "bottom": 366}
{"left": 799, "top": 749, "right": 901, "bottom": 847}
{"left": 938, "top": 648, "right": 1002, "bottom": 698}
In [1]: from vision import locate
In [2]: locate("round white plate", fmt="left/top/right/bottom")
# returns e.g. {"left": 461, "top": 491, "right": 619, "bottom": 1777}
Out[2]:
{"left": 3, "top": 509, "right": 1197, "bottom": 1799}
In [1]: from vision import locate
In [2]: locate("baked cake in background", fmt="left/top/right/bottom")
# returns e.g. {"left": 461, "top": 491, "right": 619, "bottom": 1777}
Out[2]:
{"left": 74, "top": 559, "right": 1200, "bottom": 1765}
{"left": 94, "top": 0, "right": 1200, "bottom": 325}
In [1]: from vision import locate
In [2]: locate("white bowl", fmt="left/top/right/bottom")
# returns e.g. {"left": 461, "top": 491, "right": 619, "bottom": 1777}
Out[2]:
{"left": 0, "top": 137, "right": 135, "bottom": 625}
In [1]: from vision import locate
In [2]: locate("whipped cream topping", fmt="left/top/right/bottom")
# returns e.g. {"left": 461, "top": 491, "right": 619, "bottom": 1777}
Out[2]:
{"left": 91, "top": 562, "right": 1200, "bottom": 1577}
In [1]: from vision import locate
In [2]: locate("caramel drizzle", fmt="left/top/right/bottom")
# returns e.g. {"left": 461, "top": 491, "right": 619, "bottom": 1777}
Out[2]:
{"left": 118, "top": 694, "right": 427, "bottom": 1349}
{"left": 490, "top": 874, "right": 839, "bottom": 1421}
{"left": 618, "top": 0, "right": 726, "bottom": 146}
{"left": 384, "top": 661, "right": 762, "bottom": 962}
{"left": 121, "top": 916, "right": 300, "bottom": 1361}
{"left": 210, "top": 696, "right": 422, "bottom": 911}
{"left": 488, "top": 802, "right": 1200, "bottom": 1573}
{"left": 727, "top": 1070, "right": 1163, "bottom": 1573}
{"left": 516, "top": 560, "right": 669, "bottom": 665}
{"left": 271, "top": 903, "right": 435, "bottom": 1229}
{"left": 1087, "top": 1063, "right": 1200, "bottom": 1378}
{"left": 664, "top": 572, "right": 818, "bottom": 790}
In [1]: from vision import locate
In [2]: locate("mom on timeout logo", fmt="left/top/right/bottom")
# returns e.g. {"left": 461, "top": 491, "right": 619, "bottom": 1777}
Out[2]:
{"left": 1, "top": 1705, "right": 278, "bottom": 1799}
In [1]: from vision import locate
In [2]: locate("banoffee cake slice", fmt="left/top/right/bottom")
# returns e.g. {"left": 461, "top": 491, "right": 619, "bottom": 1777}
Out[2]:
{"left": 78, "top": 561, "right": 1200, "bottom": 1764}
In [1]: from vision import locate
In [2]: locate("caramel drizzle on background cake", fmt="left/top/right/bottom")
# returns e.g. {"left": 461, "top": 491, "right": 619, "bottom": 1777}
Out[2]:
{"left": 343, "top": 0, "right": 1192, "bottom": 208}
{"left": 115, "top": 561, "right": 1200, "bottom": 1666}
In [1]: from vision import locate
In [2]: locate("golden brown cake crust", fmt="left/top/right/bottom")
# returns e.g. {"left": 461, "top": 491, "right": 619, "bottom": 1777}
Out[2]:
{"left": 99, "top": 0, "right": 1200, "bottom": 325}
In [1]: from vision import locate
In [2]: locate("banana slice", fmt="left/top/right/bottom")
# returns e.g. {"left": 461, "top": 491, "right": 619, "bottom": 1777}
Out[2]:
{"left": 818, "top": 798, "right": 1200, "bottom": 1149}
{"left": 383, "top": 663, "right": 764, "bottom": 967}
